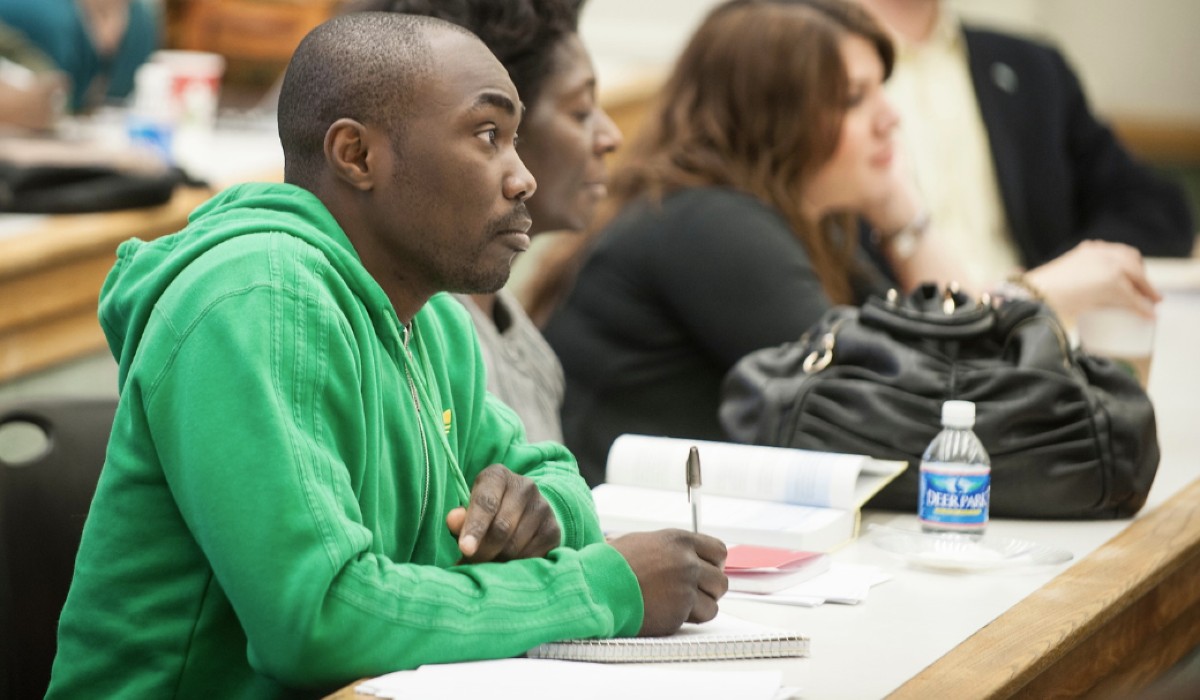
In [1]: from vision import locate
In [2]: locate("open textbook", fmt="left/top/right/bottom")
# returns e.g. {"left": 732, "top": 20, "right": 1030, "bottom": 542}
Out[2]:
{"left": 592, "top": 434, "right": 907, "bottom": 551}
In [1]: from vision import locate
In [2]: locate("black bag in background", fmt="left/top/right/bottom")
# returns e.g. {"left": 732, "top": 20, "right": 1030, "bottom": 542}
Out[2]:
{"left": 0, "top": 161, "right": 185, "bottom": 214}
{"left": 719, "top": 284, "right": 1159, "bottom": 519}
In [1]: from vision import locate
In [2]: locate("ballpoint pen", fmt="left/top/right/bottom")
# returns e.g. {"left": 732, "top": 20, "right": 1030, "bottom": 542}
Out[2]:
{"left": 686, "top": 445, "right": 702, "bottom": 533}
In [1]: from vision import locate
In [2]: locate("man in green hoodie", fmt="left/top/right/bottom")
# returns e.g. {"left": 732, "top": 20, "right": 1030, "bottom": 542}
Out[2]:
{"left": 47, "top": 12, "right": 727, "bottom": 698}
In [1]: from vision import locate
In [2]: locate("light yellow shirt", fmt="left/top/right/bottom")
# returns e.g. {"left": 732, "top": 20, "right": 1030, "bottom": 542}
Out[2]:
{"left": 886, "top": 7, "right": 1021, "bottom": 287}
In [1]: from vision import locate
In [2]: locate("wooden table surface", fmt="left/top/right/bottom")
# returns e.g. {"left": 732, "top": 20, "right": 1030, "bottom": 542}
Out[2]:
{"left": 892, "top": 478, "right": 1200, "bottom": 699}
{"left": 0, "top": 186, "right": 215, "bottom": 381}
{"left": 326, "top": 277, "right": 1200, "bottom": 700}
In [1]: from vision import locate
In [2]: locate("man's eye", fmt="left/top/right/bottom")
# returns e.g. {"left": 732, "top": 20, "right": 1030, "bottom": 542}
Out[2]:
{"left": 479, "top": 128, "right": 498, "bottom": 145}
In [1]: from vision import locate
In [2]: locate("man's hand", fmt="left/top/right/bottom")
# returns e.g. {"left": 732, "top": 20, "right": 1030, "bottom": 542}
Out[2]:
{"left": 445, "top": 464, "right": 561, "bottom": 563}
{"left": 609, "top": 530, "right": 728, "bottom": 637}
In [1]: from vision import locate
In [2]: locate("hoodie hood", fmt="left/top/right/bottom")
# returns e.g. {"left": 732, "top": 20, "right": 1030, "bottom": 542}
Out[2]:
{"left": 99, "top": 182, "right": 391, "bottom": 390}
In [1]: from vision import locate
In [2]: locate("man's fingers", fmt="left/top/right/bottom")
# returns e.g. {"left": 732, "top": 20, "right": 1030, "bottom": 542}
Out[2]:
{"left": 445, "top": 507, "right": 466, "bottom": 537}
{"left": 459, "top": 470, "right": 506, "bottom": 557}
{"left": 468, "top": 507, "right": 517, "bottom": 562}
{"left": 456, "top": 465, "right": 562, "bottom": 562}
{"left": 461, "top": 465, "right": 549, "bottom": 562}
{"left": 693, "top": 533, "right": 728, "bottom": 568}
{"left": 699, "top": 559, "right": 729, "bottom": 599}
{"left": 686, "top": 590, "right": 721, "bottom": 625}
{"left": 515, "top": 505, "right": 562, "bottom": 559}
{"left": 500, "top": 500, "right": 550, "bottom": 560}
{"left": 689, "top": 548, "right": 729, "bottom": 624}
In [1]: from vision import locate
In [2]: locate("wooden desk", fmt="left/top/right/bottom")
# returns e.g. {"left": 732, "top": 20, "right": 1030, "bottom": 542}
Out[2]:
{"left": 893, "top": 481, "right": 1200, "bottom": 699}
{"left": 891, "top": 281, "right": 1200, "bottom": 698}
{"left": 0, "top": 186, "right": 213, "bottom": 381}
{"left": 323, "top": 492, "right": 1200, "bottom": 700}
{"left": 328, "top": 279, "right": 1200, "bottom": 700}
{"left": 0, "top": 117, "right": 284, "bottom": 383}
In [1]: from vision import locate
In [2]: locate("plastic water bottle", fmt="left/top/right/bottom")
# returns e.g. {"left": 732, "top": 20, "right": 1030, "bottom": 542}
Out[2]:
{"left": 918, "top": 400, "right": 991, "bottom": 537}
{"left": 126, "top": 62, "right": 176, "bottom": 165}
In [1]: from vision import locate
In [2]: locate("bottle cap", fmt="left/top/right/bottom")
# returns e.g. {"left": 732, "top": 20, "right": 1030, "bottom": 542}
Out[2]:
{"left": 941, "top": 400, "right": 975, "bottom": 428}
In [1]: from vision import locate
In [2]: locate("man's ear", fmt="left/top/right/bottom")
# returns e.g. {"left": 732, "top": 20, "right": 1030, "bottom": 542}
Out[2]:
{"left": 324, "top": 118, "right": 377, "bottom": 191}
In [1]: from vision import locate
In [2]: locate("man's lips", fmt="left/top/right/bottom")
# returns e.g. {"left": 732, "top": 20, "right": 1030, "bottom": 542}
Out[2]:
{"left": 498, "top": 218, "right": 533, "bottom": 234}
{"left": 498, "top": 231, "right": 531, "bottom": 252}
{"left": 496, "top": 218, "right": 533, "bottom": 251}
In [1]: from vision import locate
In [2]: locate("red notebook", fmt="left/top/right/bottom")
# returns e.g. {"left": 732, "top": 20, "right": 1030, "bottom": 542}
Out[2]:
{"left": 725, "top": 545, "right": 831, "bottom": 593}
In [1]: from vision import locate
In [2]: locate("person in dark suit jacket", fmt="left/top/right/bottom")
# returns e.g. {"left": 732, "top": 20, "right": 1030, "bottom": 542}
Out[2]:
{"left": 960, "top": 27, "right": 1192, "bottom": 264}
{"left": 859, "top": 0, "right": 1193, "bottom": 323}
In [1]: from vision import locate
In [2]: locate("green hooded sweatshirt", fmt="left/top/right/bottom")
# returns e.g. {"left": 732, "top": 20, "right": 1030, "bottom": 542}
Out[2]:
{"left": 46, "top": 183, "right": 642, "bottom": 698}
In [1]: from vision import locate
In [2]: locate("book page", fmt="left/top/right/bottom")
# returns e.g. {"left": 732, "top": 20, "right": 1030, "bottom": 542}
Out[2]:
{"left": 592, "top": 484, "right": 854, "bottom": 551}
{"left": 606, "top": 434, "right": 869, "bottom": 508}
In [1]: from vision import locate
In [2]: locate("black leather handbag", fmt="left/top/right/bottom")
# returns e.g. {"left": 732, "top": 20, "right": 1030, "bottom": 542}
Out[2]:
{"left": 719, "top": 284, "right": 1159, "bottom": 519}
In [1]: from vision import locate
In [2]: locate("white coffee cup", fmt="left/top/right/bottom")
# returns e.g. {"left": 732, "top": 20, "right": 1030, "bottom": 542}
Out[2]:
{"left": 150, "top": 50, "right": 226, "bottom": 131}
{"left": 1076, "top": 308, "right": 1156, "bottom": 388}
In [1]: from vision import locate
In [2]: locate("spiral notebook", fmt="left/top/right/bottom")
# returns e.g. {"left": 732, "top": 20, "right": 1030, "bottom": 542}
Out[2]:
{"left": 525, "top": 612, "right": 809, "bottom": 663}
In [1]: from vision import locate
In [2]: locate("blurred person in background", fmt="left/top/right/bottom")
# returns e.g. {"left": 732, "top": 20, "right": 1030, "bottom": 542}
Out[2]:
{"left": 546, "top": 0, "right": 933, "bottom": 483}
{"left": 857, "top": 0, "right": 1193, "bottom": 320}
{"left": 353, "top": 0, "right": 623, "bottom": 443}
{"left": 0, "top": 0, "right": 159, "bottom": 113}
{"left": 0, "top": 21, "right": 67, "bottom": 130}
{"left": 544, "top": 0, "right": 1170, "bottom": 485}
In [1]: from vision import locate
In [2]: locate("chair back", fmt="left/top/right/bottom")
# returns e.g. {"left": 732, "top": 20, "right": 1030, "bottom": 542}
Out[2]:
{"left": 0, "top": 397, "right": 116, "bottom": 699}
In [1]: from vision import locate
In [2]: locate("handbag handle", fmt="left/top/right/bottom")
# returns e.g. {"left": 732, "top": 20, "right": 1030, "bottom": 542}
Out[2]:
{"left": 859, "top": 284, "right": 995, "bottom": 340}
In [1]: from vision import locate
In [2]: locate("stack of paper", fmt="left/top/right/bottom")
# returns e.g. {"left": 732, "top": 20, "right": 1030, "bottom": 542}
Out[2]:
{"left": 726, "top": 563, "right": 892, "bottom": 607}
{"left": 355, "top": 658, "right": 785, "bottom": 700}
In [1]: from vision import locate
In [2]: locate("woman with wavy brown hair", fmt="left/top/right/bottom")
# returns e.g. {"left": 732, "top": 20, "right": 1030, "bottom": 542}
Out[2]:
{"left": 543, "top": 0, "right": 955, "bottom": 484}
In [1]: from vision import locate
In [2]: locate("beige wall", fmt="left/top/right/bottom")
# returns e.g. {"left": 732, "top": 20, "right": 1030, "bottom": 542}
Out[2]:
{"left": 579, "top": 0, "right": 1200, "bottom": 123}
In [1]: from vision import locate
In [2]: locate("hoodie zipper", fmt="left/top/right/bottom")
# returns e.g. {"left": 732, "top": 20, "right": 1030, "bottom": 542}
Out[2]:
{"left": 402, "top": 324, "right": 432, "bottom": 525}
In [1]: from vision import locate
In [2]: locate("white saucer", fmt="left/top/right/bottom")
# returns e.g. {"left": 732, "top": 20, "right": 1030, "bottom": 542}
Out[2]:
{"left": 869, "top": 525, "right": 1073, "bottom": 572}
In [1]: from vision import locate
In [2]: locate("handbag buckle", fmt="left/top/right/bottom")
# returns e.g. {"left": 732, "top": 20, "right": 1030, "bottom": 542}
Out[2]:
{"left": 802, "top": 332, "right": 835, "bottom": 373}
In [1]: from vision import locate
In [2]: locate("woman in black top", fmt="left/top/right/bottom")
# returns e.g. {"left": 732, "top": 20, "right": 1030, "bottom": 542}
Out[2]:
{"left": 545, "top": 0, "right": 950, "bottom": 484}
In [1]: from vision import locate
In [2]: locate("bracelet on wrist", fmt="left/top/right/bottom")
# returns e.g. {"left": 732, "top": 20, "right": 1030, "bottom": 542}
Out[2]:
{"left": 870, "top": 209, "right": 930, "bottom": 261}
{"left": 991, "top": 272, "right": 1044, "bottom": 302}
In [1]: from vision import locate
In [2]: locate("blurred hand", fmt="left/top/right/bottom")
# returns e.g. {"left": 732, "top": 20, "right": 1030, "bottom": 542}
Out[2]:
{"left": 1024, "top": 240, "right": 1161, "bottom": 323}
{"left": 857, "top": 152, "right": 981, "bottom": 293}
{"left": 0, "top": 69, "right": 66, "bottom": 132}
{"left": 609, "top": 530, "right": 728, "bottom": 637}
{"left": 445, "top": 464, "right": 561, "bottom": 563}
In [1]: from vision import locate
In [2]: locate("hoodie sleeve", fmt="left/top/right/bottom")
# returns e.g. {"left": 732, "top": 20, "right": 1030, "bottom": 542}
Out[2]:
{"left": 470, "top": 391, "right": 608, "bottom": 551}
{"left": 140, "top": 236, "right": 642, "bottom": 689}
{"left": 419, "top": 295, "right": 608, "bottom": 552}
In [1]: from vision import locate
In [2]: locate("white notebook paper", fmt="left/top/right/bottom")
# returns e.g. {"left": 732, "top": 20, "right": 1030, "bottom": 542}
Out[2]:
{"left": 525, "top": 611, "right": 809, "bottom": 663}
{"left": 356, "top": 658, "right": 786, "bottom": 700}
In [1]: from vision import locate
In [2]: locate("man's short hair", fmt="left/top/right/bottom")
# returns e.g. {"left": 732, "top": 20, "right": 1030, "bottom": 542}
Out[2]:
{"left": 277, "top": 12, "right": 473, "bottom": 186}
{"left": 355, "top": 0, "right": 583, "bottom": 109}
